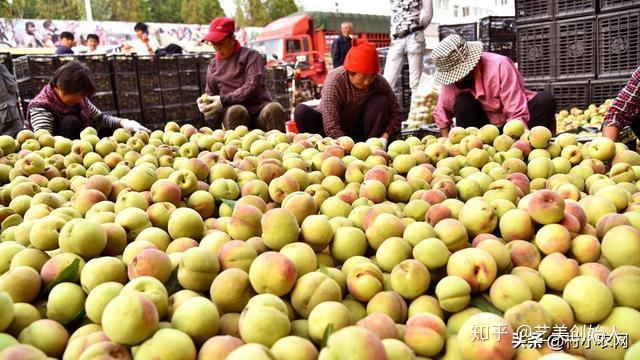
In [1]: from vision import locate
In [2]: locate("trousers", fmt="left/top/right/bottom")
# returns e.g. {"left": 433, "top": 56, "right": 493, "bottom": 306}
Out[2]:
{"left": 454, "top": 91, "right": 557, "bottom": 134}
{"left": 383, "top": 30, "right": 425, "bottom": 93}
{"left": 210, "top": 102, "right": 286, "bottom": 132}
{"left": 294, "top": 94, "right": 389, "bottom": 141}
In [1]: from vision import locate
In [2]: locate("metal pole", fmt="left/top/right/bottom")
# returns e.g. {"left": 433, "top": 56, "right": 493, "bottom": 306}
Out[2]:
{"left": 85, "top": 0, "right": 94, "bottom": 22}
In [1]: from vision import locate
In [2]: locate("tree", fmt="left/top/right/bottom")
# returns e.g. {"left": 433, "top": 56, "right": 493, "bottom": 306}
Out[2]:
{"left": 267, "top": 0, "right": 298, "bottom": 22}
{"left": 181, "top": 0, "right": 224, "bottom": 24}
{"left": 33, "top": 0, "right": 83, "bottom": 20}
{"left": 245, "top": 0, "right": 269, "bottom": 26}
{"left": 148, "top": 0, "right": 183, "bottom": 23}
{"left": 234, "top": 0, "right": 247, "bottom": 27}
{"left": 88, "top": 0, "right": 113, "bottom": 21}
{"left": 109, "top": 0, "right": 147, "bottom": 22}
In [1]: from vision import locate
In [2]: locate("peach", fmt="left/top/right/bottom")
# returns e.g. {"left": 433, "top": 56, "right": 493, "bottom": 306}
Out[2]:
{"left": 504, "top": 300, "right": 554, "bottom": 336}
{"left": 290, "top": 272, "right": 342, "bottom": 318}
{"left": 346, "top": 262, "right": 384, "bottom": 302}
{"left": 0, "top": 266, "right": 41, "bottom": 303}
{"left": 404, "top": 313, "right": 447, "bottom": 357}
{"left": 506, "top": 240, "right": 541, "bottom": 269}
{"left": 534, "top": 224, "right": 571, "bottom": 255}
{"left": 318, "top": 326, "right": 386, "bottom": 360}
{"left": 271, "top": 336, "right": 318, "bottom": 360}
{"left": 390, "top": 259, "right": 430, "bottom": 300}
{"left": 17, "top": 319, "right": 69, "bottom": 358}
{"left": 128, "top": 248, "right": 172, "bottom": 283}
{"left": 198, "top": 336, "right": 244, "bottom": 360}
{"left": 425, "top": 203, "right": 452, "bottom": 226}
{"left": 217, "top": 240, "right": 257, "bottom": 272}
{"left": 435, "top": 275, "right": 471, "bottom": 313}
{"left": 527, "top": 189, "right": 565, "bottom": 225}
{"left": 601, "top": 225, "right": 640, "bottom": 267}
{"left": 446, "top": 248, "right": 497, "bottom": 293}
{"left": 538, "top": 294, "right": 574, "bottom": 328}
{"left": 178, "top": 247, "right": 220, "bottom": 292}
{"left": 171, "top": 297, "right": 220, "bottom": 346}
{"left": 365, "top": 213, "right": 405, "bottom": 250}
{"left": 570, "top": 235, "right": 601, "bottom": 264}
{"left": 356, "top": 312, "right": 399, "bottom": 340}
{"left": 607, "top": 265, "right": 640, "bottom": 309}
{"left": 227, "top": 204, "right": 263, "bottom": 241}
{"left": 239, "top": 294, "right": 291, "bottom": 347}
{"left": 366, "top": 291, "right": 408, "bottom": 324}
{"left": 281, "top": 191, "right": 316, "bottom": 225}
{"left": 458, "top": 313, "right": 514, "bottom": 360}
{"left": 596, "top": 213, "right": 630, "bottom": 239}
{"left": 434, "top": 218, "right": 468, "bottom": 252}
{"left": 489, "top": 274, "right": 532, "bottom": 312}
{"left": 499, "top": 209, "right": 534, "bottom": 241}
{"left": 563, "top": 275, "right": 613, "bottom": 323}
{"left": 538, "top": 253, "right": 579, "bottom": 292}
{"left": 249, "top": 252, "right": 297, "bottom": 296}
{"left": 579, "top": 262, "right": 610, "bottom": 283}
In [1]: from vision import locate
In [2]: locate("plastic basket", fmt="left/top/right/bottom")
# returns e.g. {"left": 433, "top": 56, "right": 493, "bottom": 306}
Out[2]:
{"left": 164, "top": 104, "right": 182, "bottom": 122}
{"left": 179, "top": 70, "right": 200, "bottom": 89}
{"left": 180, "top": 87, "right": 200, "bottom": 105}
{"left": 142, "top": 106, "right": 165, "bottom": 126}
{"left": 118, "top": 109, "right": 142, "bottom": 122}
{"left": 93, "top": 73, "right": 112, "bottom": 93}
{"left": 177, "top": 55, "right": 199, "bottom": 72}
{"left": 439, "top": 23, "right": 477, "bottom": 41}
{"left": 113, "top": 73, "right": 138, "bottom": 92}
{"left": 515, "top": 0, "right": 552, "bottom": 23}
{"left": 525, "top": 81, "right": 551, "bottom": 94}
{"left": 551, "top": 81, "right": 590, "bottom": 112}
{"left": 479, "top": 16, "right": 516, "bottom": 41}
{"left": 597, "top": 10, "right": 640, "bottom": 79}
{"left": 138, "top": 72, "right": 160, "bottom": 91}
{"left": 162, "top": 89, "right": 182, "bottom": 106}
{"left": 159, "top": 72, "right": 180, "bottom": 89}
{"left": 600, "top": 0, "right": 640, "bottom": 13}
{"left": 590, "top": 78, "right": 628, "bottom": 105}
{"left": 13, "top": 56, "right": 58, "bottom": 80}
{"left": 135, "top": 55, "right": 157, "bottom": 74}
{"left": 90, "top": 92, "right": 116, "bottom": 112}
{"left": 108, "top": 55, "right": 136, "bottom": 73}
{"left": 141, "top": 89, "right": 162, "bottom": 107}
{"left": 116, "top": 92, "right": 141, "bottom": 111}
{"left": 58, "top": 54, "right": 109, "bottom": 74}
{"left": 17, "top": 77, "right": 50, "bottom": 100}
{"left": 483, "top": 41, "right": 517, "bottom": 62}
{"left": 516, "top": 21, "right": 554, "bottom": 80}
{"left": 554, "top": 16, "right": 597, "bottom": 80}
{"left": 554, "top": 0, "right": 597, "bottom": 19}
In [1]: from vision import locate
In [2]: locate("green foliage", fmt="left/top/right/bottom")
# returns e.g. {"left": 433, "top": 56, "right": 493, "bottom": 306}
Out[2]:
{"left": 245, "top": 0, "right": 269, "bottom": 26}
{"left": 267, "top": 0, "right": 298, "bottom": 22}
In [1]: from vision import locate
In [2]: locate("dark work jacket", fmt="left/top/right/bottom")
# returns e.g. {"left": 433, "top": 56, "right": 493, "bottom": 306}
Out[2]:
{"left": 332, "top": 35, "right": 352, "bottom": 68}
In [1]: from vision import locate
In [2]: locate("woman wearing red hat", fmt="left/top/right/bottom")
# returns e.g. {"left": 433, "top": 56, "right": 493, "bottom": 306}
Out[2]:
{"left": 197, "top": 17, "right": 285, "bottom": 132}
{"left": 294, "top": 40, "right": 402, "bottom": 143}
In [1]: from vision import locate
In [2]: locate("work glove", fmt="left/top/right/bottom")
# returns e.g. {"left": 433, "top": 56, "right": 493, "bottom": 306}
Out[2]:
{"left": 197, "top": 94, "right": 223, "bottom": 117}
{"left": 379, "top": 137, "right": 388, "bottom": 151}
{"left": 120, "top": 119, "right": 150, "bottom": 133}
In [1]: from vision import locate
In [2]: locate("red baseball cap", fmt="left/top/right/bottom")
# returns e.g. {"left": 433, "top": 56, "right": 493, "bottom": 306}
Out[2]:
{"left": 203, "top": 17, "right": 235, "bottom": 43}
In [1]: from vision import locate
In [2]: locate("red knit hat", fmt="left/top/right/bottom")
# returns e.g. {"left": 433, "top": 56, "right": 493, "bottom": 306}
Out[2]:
{"left": 343, "top": 39, "right": 380, "bottom": 75}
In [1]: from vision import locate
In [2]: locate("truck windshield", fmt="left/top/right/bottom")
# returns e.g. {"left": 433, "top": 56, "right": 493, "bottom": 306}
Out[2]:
{"left": 251, "top": 39, "right": 284, "bottom": 61}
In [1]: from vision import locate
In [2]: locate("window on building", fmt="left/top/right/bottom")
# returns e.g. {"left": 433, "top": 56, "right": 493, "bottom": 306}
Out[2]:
{"left": 501, "top": 0, "right": 508, "bottom": 4}
{"left": 462, "top": 7, "right": 470, "bottom": 17}
{"left": 453, "top": 5, "right": 459, "bottom": 17}
{"left": 442, "top": 0, "right": 449, "bottom": 9}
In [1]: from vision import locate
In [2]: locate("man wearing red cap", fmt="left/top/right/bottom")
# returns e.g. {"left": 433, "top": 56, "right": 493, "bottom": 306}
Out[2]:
{"left": 197, "top": 17, "right": 285, "bottom": 132}
{"left": 294, "top": 40, "right": 402, "bottom": 143}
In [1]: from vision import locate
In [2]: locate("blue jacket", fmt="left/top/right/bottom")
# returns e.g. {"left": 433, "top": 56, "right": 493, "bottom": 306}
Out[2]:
{"left": 331, "top": 35, "right": 352, "bottom": 68}
{"left": 55, "top": 46, "right": 74, "bottom": 55}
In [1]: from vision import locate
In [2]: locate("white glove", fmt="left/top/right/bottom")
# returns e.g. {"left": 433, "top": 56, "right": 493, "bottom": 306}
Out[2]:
{"left": 379, "top": 137, "right": 388, "bottom": 151}
{"left": 120, "top": 119, "right": 150, "bottom": 133}
{"left": 197, "top": 94, "right": 223, "bottom": 117}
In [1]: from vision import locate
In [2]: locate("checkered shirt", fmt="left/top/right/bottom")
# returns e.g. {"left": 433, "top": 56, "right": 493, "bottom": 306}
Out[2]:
{"left": 603, "top": 67, "right": 640, "bottom": 130}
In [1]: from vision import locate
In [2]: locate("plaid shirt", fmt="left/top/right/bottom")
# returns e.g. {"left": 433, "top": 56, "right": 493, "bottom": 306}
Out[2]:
{"left": 603, "top": 67, "right": 640, "bottom": 130}
{"left": 318, "top": 67, "right": 402, "bottom": 138}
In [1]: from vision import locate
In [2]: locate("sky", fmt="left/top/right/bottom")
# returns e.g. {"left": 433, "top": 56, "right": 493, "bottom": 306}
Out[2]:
{"left": 220, "top": 0, "right": 392, "bottom": 17}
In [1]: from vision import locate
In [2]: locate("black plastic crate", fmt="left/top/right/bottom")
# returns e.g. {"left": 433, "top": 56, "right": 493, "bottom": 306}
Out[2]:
{"left": 199, "top": 71, "right": 208, "bottom": 93}
{"left": 162, "top": 89, "right": 181, "bottom": 106}
{"left": 116, "top": 92, "right": 141, "bottom": 111}
{"left": 142, "top": 106, "right": 165, "bottom": 126}
{"left": 483, "top": 41, "right": 518, "bottom": 62}
{"left": 517, "top": 21, "right": 554, "bottom": 80}
{"left": 13, "top": 56, "right": 58, "bottom": 80}
{"left": 141, "top": 89, "right": 163, "bottom": 107}
{"left": 554, "top": 16, "right": 597, "bottom": 80}
{"left": 108, "top": 55, "right": 136, "bottom": 73}
{"left": 600, "top": 0, "right": 640, "bottom": 13}
{"left": 138, "top": 73, "right": 160, "bottom": 91}
{"left": 197, "top": 54, "right": 213, "bottom": 75}
{"left": 266, "top": 80, "right": 288, "bottom": 95}
{"left": 17, "top": 77, "right": 50, "bottom": 100}
{"left": 590, "top": 78, "right": 628, "bottom": 105}
{"left": 598, "top": 10, "right": 640, "bottom": 79}
{"left": 180, "top": 87, "right": 200, "bottom": 104}
{"left": 439, "top": 23, "right": 477, "bottom": 41}
{"left": 93, "top": 73, "right": 111, "bottom": 93}
{"left": 555, "top": 0, "right": 597, "bottom": 19}
{"left": 525, "top": 81, "right": 551, "bottom": 94}
{"left": 183, "top": 102, "right": 201, "bottom": 121}
{"left": 58, "top": 54, "right": 109, "bottom": 74}
{"left": 177, "top": 55, "right": 199, "bottom": 72}
{"left": 179, "top": 70, "right": 200, "bottom": 89}
{"left": 90, "top": 92, "right": 116, "bottom": 112}
{"left": 0, "top": 53, "right": 12, "bottom": 74}
{"left": 136, "top": 55, "right": 157, "bottom": 74}
{"left": 118, "top": 109, "right": 142, "bottom": 122}
{"left": 265, "top": 66, "right": 288, "bottom": 81}
{"left": 479, "top": 16, "right": 516, "bottom": 41}
{"left": 156, "top": 56, "right": 178, "bottom": 73}
{"left": 515, "top": 0, "right": 553, "bottom": 23}
{"left": 164, "top": 104, "right": 183, "bottom": 122}
{"left": 551, "top": 81, "right": 590, "bottom": 112}
{"left": 113, "top": 73, "right": 138, "bottom": 92}
{"left": 160, "top": 72, "right": 180, "bottom": 89}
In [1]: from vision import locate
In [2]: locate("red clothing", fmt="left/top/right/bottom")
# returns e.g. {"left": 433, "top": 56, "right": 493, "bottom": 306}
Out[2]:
{"left": 319, "top": 67, "right": 402, "bottom": 138}
{"left": 603, "top": 66, "right": 640, "bottom": 130}
{"left": 434, "top": 52, "right": 537, "bottom": 130}
{"left": 205, "top": 46, "right": 272, "bottom": 115}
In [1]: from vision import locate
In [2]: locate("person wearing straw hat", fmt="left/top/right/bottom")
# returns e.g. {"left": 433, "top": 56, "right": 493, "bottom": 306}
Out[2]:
{"left": 294, "top": 40, "right": 402, "bottom": 144}
{"left": 433, "top": 35, "right": 556, "bottom": 137}
{"left": 197, "top": 17, "right": 286, "bottom": 132}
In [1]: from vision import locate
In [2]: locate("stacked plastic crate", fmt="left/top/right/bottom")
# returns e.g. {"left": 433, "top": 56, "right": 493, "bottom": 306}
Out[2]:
{"left": 265, "top": 66, "right": 290, "bottom": 120}
{"left": 438, "top": 23, "right": 477, "bottom": 41}
{"left": 177, "top": 55, "right": 204, "bottom": 127}
{"left": 479, "top": 16, "right": 517, "bottom": 63}
{"left": 157, "top": 56, "right": 182, "bottom": 127}
{"left": 517, "top": 0, "right": 640, "bottom": 111}
{"left": 60, "top": 55, "right": 117, "bottom": 116}
{"left": 13, "top": 56, "right": 58, "bottom": 116}
{"left": 137, "top": 55, "right": 165, "bottom": 129}
{"left": 110, "top": 55, "right": 142, "bottom": 123}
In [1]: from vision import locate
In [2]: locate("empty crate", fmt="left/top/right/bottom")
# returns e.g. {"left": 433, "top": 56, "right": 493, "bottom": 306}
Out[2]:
{"left": 439, "top": 23, "right": 477, "bottom": 41}
{"left": 517, "top": 21, "right": 554, "bottom": 80}
{"left": 13, "top": 56, "right": 58, "bottom": 80}
{"left": 600, "top": 0, "right": 640, "bottom": 13}
{"left": 515, "top": 0, "right": 553, "bottom": 23}
{"left": 479, "top": 16, "right": 516, "bottom": 41}
{"left": 554, "top": 0, "right": 597, "bottom": 19}
{"left": 554, "top": 16, "right": 596, "bottom": 80}
{"left": 598, "top": 10, "right": 640, "bottom": 78}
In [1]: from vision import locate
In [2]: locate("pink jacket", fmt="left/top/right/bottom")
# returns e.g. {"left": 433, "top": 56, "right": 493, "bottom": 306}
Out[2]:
{"left": 434, "top": 52, "right": 537, "bottom": 130}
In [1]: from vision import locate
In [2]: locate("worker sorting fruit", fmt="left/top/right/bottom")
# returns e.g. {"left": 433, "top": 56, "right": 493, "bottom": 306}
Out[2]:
{"left": 432, "top": 35, "right": 556, "bottom": 137}
{"left": 294, "top": 39, "right": 402, "bottom": 145}
{"left": 27, "top": 61, "right": 149, "bottom": 138}
{"left": 602, "top": 67, "right": 640, "bottom": 142}
{"left": 197, "top": 17, "right": 286, "bottom": 132}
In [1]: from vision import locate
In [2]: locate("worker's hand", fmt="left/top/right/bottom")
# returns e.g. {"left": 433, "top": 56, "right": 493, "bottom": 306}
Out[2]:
{"left": 197, "top": 94, "right": 223, "bottom": 117}
{"left": 602, "top": 125, "right": 620, "bottom": 142}
{"left": 120, "top": 119, "right": 150, "bottom": 133}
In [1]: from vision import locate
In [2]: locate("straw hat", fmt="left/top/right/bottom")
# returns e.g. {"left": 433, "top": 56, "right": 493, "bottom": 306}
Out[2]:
{"left": 433, "top": 34, "right": 483, "bottom": 86}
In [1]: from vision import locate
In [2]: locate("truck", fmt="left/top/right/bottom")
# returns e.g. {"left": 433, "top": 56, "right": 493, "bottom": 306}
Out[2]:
{"left": 251, "top": 11, "right": 391, "bottom": 103}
